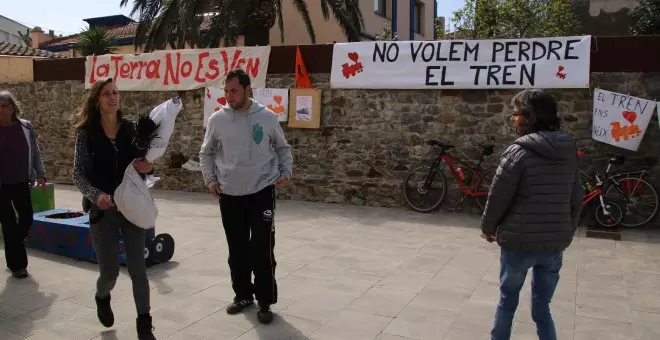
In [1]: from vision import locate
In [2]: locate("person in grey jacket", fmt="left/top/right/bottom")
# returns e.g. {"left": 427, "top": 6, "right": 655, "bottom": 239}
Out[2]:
{"left": 481, "top": 89, "right": 582, "bottom": 340}
{"left": 199, "top": 69, "right": 293, "bottom": 325}
{"left": 0, "top": 91, "right": 47, "bottom": 279}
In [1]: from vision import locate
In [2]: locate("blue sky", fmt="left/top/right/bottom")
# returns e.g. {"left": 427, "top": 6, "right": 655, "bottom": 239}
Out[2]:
{"left": 3, "top": 0, "right": 462, "bottom": 37}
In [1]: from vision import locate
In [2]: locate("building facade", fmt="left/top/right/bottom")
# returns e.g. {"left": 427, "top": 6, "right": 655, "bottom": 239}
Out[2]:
{"left": 0, "top": 15, "right": 30, "bottom": 46}
{"left": 38, "top": 1, "right": 438, "bottom": 55}
{"left": 271, "top": 0, "right": 437, "bottom": 44}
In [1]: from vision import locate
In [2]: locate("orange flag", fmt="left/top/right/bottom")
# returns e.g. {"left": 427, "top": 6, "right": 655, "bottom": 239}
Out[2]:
{"left": 295, "top": 46, "right": 312, "bottom": 88}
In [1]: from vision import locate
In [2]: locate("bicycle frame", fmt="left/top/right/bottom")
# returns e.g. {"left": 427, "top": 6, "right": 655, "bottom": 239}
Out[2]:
{"left": 580, "top": 153, "right": 617, "bottom": 216}
{"left": 582, "top": 184, "right": 608, "bottom": 209}
{"left": 579, "top": 151, "right": 645, "bottom": 198}
{"left": 425, "top": 148, "right": 489, "bottom": 197}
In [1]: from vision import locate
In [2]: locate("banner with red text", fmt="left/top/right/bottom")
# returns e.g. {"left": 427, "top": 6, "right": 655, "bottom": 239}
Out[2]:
{"left": 330, "top": 36, "right": 591, "bottom": 89}
{"left": 85, "top": 46, "right": 270, "bottom": 91}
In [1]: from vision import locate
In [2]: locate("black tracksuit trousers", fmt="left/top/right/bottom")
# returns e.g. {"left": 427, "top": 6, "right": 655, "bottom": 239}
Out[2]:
{"left": 219, "top": 185, "right": 277, "bottom": 306}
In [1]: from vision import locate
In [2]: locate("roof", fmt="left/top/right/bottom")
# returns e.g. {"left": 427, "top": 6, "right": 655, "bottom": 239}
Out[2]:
{"left": 0, "top": 41, "right": 66, "bottom": 58}
{"left": 40, "top": 15, "right": 214, "bottom": 49}
{"left": 0, "top": 15, "right": 30, "bottom": 31}
{"left": 84, "top": 15, "right": 135, "bottom": 29}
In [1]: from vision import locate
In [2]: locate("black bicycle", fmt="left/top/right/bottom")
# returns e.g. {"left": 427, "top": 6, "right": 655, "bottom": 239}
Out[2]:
{"left": 578, "top": 149, "right": 659, "bottom": 228}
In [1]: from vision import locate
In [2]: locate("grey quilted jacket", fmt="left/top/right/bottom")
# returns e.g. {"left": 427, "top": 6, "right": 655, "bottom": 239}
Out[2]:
{"left": 481, "top": 131, "right": 582, "bottom": 252}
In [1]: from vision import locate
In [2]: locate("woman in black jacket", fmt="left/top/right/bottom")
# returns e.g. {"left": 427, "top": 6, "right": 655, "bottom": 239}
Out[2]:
{"left": 72, "top": 78, "right": 156, "bottom": 340}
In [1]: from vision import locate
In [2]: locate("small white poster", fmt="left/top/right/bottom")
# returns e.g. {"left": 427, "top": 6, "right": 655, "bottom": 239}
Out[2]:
{"left": 592, "top": 88, "right": 658, "bottom": 151}
{"left": 252, "top": 88, "right": 289, "bottom": 122}
{"left": 295, "top": 96, "right": 313, "bottom": 121}
{"left": 203, "top": 87, "right": 226, "bottom": 128}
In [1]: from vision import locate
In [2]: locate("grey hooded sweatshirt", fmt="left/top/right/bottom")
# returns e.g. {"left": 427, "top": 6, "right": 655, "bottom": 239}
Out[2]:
{"left": 199, "top": 99, "right": 293, "bottom": 196}
{"left": 481, "top": 131, "right": 582, "bottom": 252}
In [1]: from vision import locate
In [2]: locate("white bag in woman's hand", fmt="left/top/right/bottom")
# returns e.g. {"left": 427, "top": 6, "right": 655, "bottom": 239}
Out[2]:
{"left": 145, "top": 97, "right": 183, "bottom": 162}
{"left": 113, "top": 164, "right": 158, "bottom": 229}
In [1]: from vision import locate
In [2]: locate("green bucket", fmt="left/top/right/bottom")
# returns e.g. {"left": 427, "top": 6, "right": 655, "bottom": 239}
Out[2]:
{"left": 31, "top": 182, "right": 55, "bottom": 213}
{"left": 0, "top": 183, "right": 55, "bottom": 239}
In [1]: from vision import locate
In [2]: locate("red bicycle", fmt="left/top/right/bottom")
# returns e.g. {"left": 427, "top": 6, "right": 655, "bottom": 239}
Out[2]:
{"left": 403, "top": 140, "right": 496, "bottom": 213}
{"left": 578, "top": 150, "right": 623, "bottom": 228}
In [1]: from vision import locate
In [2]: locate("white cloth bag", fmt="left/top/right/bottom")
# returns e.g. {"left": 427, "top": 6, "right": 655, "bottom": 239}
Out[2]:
{"left": 114, "top": 164, "right": 158, "bottom": 229}
{"left": 113, "top": 97, "right": 181, "bottom": 229}
{"left": 145, "top": 98, "right": 183, "bottom": 162}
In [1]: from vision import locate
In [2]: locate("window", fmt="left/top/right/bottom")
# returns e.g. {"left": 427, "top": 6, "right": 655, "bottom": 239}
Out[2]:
{"left": 375, "top": 0, "right": 386, "bottom": 17}
{"left": 414, "top": 1, "right": 424, "bottom": 35}
{"left": 0, "top": 30, "right": 9, "bottom": 43}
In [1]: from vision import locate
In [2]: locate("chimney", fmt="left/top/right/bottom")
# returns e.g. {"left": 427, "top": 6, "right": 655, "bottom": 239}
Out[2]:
{"left": 31, "top": 26, "right": 43, "bottom": 48}
{"left": 30, "top": 26, "right": 54, "bottom": 49}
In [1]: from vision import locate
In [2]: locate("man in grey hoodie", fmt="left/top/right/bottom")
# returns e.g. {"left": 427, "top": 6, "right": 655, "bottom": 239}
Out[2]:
{"left": 481, "top": 89, "right": 582, "bottom": 340}
{"left": 199, "top": 69, "right": 293, "bottom": 324}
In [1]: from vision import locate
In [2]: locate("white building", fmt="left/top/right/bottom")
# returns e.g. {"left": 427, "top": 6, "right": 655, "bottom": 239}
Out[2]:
{"left": 0, "top": 15, "right": 30, "bottom": 46}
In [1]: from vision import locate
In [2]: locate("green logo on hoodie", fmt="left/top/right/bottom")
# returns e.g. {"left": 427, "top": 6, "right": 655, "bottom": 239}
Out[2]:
{"left": 251, "top": 123, "right": 264, "bottom": 145}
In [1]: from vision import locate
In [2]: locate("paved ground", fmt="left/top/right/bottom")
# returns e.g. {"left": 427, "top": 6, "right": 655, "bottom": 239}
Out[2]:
{"left": 1, "top": 185, "right": 660, "bottom": 339}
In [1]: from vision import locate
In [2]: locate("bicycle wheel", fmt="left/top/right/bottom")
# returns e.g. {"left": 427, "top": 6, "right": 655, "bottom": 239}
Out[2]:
{"left": 604, "top": 177, "right": 659, "bottom": 228}
{"left": 594, "top": 201, "right": 623, "bottom": 228}
{"left": 402, "top": 165, "right": 447, "bottom": 213}
{"left": 474, "top": 166, "right": 497, "bottom": 212}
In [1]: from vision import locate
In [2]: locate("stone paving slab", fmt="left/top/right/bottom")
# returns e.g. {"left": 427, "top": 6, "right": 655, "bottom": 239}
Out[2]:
{"left": 0, "top": 185, "right": 659, "bottom": 339}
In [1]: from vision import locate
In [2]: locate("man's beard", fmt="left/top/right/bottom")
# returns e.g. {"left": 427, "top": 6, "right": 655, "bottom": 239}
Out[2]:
{"left": 230, "top": 96, "right": 248, "bottom": 110}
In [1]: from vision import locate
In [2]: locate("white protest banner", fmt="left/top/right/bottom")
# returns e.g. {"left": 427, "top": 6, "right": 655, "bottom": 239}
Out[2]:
{"left": 85, "top": 46, "right": 270, "bottom": 91}
{"left": 203, "top": 87, "right": 226, "bottom": 128}
{"left": 592, "top": 89, "right": 658, "bottom": 151}
{"left": 253, "top": 88, "right": 289, "bottom": 122}
{"left": 657, "top": 102, "right": 660, "bottom": 131}
{"left": 330, "top": 36, "right": 591, "bottom": 89}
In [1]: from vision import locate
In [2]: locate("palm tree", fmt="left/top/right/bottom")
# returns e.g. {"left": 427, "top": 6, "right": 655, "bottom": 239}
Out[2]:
{"left": 17, "top": 29, "right": 32, "bottom": 46}
{"left": 75, "top": 27, "right": 117, "bottom": 56}
{"left": 119, "top": 0, "right": 365, "bottom": 51}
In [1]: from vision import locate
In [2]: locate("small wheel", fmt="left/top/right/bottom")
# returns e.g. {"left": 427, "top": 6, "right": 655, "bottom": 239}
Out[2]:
{"left": 153, "top": 233, "right": 175, "bottom": 263}
{"left": 402, "top": 165, "right": 447, "bottom": 213}
{"left": 474, "top": 166, "right": 496, "bottom": 212}
{"left": 595, "top": 201, "right": 623, "bottom": 228}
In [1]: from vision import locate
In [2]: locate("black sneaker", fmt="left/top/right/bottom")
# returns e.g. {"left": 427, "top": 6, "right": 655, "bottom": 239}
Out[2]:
{"left": 136, "top": 313, "right": 156, "bottom": 340}
{"left": 95, "top": 294, "right": 114, "bottom": 327}
{"left": 11, "top": 269, "right": 28, "bottom": 279}
{"left": 226, "top": 299, "right": 253, "bottom": 315}
{"left": 257, "top": 304, "right": 273, "bottom": 324}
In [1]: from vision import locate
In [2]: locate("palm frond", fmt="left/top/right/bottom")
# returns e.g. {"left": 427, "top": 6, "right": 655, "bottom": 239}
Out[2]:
{"left": 75, "top": 27, "right": 117, "bottom": 56}
{"left": 320, "top": 0, "right": 365, "bottom": 42}
{"left": 275, "top": 0, "right": 285, "bottom": 43}
{"left": 292, "top": 0, "right": 316, "bottom": 44}
{"left": 143, "top": 1, "right": 180, "bottom": 51}
{"left": 319, "top": 0, "right": 330, "bottom": 20}
{"left": 179, "top": 0, "right": 208, "bottom": 48}
{"left": 221, "top": 0, "right": 251, "bottom": 47}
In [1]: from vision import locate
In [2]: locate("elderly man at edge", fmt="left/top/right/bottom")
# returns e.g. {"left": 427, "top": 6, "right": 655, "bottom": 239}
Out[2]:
{"left": 480, "top": 89, "right": 582, "bottom": 340}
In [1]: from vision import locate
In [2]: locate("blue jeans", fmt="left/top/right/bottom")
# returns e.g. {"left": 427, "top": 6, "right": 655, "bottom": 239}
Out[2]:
{"left": 491, "top": 248, "right": 563, "bottom": 340}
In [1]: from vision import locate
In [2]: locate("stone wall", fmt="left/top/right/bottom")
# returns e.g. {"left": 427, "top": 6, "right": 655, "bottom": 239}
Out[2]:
{"left": 2, "top": 72, "right": 660, "bottom": 214}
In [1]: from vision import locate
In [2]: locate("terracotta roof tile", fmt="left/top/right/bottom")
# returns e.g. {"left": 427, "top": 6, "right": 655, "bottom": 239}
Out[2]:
{"left": 0, "top": 41, "right": 66, "bottom": 58}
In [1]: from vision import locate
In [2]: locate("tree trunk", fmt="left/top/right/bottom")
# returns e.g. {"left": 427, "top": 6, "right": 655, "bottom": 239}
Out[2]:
{"left": 244, "top": 27, "right": 270, "bottom": 46}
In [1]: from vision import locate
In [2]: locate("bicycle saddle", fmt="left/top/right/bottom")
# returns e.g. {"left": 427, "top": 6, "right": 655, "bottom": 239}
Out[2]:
{"left": 426, "top": 140, "right": 454, "bottom": 149}
{"left": 608, "top": 154, "right": 625, "bottom": 165}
